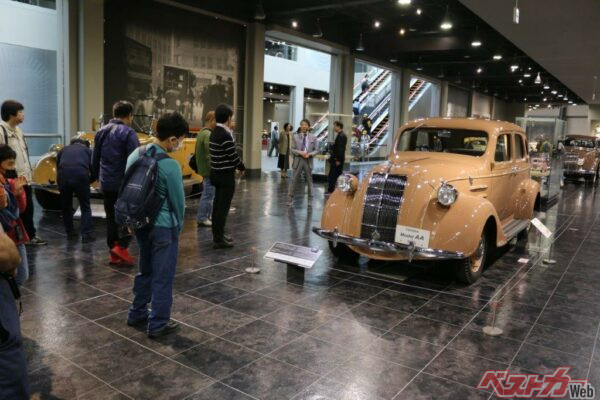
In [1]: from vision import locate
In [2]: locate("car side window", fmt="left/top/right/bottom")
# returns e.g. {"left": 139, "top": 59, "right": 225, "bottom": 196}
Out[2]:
{"left": 514, "top": 134, "right": 525, "bottom": 159}
{"left": 495, "top": 134, "right": 512, "bottom": 162}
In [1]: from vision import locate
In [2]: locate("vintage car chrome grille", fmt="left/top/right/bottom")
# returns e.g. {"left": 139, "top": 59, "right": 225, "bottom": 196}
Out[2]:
{"left": 360, "top": 173, "right": 407, "bottom": 243}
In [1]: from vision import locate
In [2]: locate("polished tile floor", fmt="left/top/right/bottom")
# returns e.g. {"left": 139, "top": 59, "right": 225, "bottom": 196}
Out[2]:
{"left": 21, "top": 174, "right": 600, "bottom": 399}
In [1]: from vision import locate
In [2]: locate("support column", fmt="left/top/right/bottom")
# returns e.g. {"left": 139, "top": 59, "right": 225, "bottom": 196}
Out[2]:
{"left": 329, "top": 53, "right": 354, "bottom": 143}
{"left": 242, "top": 22, "right": 265, "bottom": 175}
{"left": 399, "top": 68, "right": 412, "bottom": 125}
{"left": 388, "top": 69, "right": 403, "bottom": 154}
{"left": 440, "top": 81, "right": 449, "bottom": 117}
{"left": 290, "top": 85, "right": 305, "bottom": 130}
{"left": 78, "top": 0, "right": 103, "bottom": 131}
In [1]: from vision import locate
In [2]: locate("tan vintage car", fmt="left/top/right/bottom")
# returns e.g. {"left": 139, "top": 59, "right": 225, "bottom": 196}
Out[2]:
{"left": 314, "top": 118, "right": 541, "bottom": 283}
{"left": 562, "top": 135, "right": 600, "bottom": 183}
{"left": 32, "top": 130, "right": 202, "bottom": 210}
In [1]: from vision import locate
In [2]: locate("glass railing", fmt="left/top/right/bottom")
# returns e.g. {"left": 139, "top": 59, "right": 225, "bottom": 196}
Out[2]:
{"left": 11, "top": 0, "right": 55, "bottom": 9}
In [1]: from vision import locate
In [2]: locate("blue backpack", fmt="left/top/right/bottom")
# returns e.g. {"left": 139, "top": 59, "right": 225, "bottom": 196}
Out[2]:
{"left": 114, "top": 146, "right": 170, "bottom": 230}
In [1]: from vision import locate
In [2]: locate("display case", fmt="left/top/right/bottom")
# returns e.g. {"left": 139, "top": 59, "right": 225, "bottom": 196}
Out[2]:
{"left": 517, "top": 117, "right": 565, "bottom": 209}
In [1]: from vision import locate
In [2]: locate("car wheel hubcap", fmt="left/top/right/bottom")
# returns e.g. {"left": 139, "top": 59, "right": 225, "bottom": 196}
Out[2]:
{"left": 470, "top": 237, "right": 485, "bottom": 273}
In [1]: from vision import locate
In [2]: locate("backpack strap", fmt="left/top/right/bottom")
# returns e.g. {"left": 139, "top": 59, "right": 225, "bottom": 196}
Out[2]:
{"left": 1, "top": 126, "right": 7, "bottom": 145}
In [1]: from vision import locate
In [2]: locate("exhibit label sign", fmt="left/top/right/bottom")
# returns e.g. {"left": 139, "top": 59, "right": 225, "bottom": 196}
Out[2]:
{"left": 265, "top": 242, "right": 322, "bottom": 268}
{"left": 531, "top": 218, "right": 553, "bottom": 238}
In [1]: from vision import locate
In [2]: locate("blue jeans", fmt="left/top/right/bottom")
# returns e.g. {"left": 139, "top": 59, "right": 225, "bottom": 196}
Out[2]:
{"left": 15, "top": 244, "right": 28, "bottom": 286}
{"left": 0, "top": 279, "right": 30, "bottom": 399}
{"left": 128, "top": 226, "right": 179, "bottom": 333}
{"left": 196, "top": 177, "right": 215, "bottom": 222}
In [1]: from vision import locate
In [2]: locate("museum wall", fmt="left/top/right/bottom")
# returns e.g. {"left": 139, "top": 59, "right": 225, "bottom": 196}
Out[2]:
{"left": 471, "top": 92, "right": 493, "bottom": 119}
{"left": 103, "top": 0, "right": 247, "bottom": 130}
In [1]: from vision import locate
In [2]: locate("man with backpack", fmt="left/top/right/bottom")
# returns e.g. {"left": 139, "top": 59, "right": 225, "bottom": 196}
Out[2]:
{"left": 121, "top": 112, "right": 186, "bottom": 338}
{"left": 92, "top": 101, "right": 140, "bottom": 266}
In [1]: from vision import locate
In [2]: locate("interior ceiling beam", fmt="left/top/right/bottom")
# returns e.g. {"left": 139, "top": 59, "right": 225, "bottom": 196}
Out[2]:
{"left": 266, "top": 0, "right": 386, "bottom": 16}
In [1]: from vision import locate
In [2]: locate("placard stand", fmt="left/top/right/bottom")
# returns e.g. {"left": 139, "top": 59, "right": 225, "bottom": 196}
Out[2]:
{"left": 264, "top": 242, "right": 322, "bottom": 269}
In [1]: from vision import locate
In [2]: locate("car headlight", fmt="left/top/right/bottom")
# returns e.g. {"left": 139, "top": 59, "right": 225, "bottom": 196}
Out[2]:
{"left": 336, "top": 174, "right": 358, "bottom": 194}
{"left": 577, "top": 158, "right": 585, "bottom": 166}
{"left": 437, "top": 182, "right": 458, "bottom": 206}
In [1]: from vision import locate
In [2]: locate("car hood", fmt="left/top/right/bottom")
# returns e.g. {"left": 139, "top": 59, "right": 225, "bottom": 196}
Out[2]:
{"left": 564, "top": 147, "right": 595, "bottom": 157}
{"left": 380, "top": 152, "right": 486, "bottom": 185}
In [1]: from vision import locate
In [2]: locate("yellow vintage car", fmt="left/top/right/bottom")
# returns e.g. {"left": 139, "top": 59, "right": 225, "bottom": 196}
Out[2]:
{"left": 314, "top": 118, "right": 540, "bottom": 284}
{"left": 32, "top": 129, "right": 202, "bottom": 210}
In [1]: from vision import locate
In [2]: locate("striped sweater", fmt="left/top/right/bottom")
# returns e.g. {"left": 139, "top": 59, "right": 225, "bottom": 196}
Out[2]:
{"left": 209, "top": 125, "right": 245, "bottom": 172}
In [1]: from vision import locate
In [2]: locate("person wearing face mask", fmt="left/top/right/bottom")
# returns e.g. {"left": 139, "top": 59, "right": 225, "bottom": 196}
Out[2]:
{"left": 288, "top": 119, "right": 318, "bottom": 206}
{"left": 92, "top": 101, "right": 140, "bottom": 266}
{"left": 0, "top": 144, "right": 29, "bottom": 286}
{"left": 0, "top": 100, "right": 46, "bottom": 246}
{"left": 125, "top": 112, "right": 187, "bottom": 338}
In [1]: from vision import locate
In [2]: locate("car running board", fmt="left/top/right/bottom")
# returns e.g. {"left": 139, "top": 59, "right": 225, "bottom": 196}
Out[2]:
{"left": 502, "top": 219, "right": 530, "bottom": 240}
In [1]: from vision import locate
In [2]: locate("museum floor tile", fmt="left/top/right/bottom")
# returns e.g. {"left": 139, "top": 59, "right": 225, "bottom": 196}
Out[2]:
{"left": 20, "top": 174, "right": 600, "bottom": 399}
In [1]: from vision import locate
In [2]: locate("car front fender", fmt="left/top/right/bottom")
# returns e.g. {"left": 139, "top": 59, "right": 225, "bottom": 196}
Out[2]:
{"left": 422, "top": 193, "right": 503, "bottom": 256}
{"left": 513, "top": 179, "right": 541, "bottom": 219}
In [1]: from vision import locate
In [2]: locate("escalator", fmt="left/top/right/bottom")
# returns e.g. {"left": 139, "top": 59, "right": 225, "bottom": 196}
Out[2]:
{"left": 357, "top": 78, "right": 431, "bottom": 159}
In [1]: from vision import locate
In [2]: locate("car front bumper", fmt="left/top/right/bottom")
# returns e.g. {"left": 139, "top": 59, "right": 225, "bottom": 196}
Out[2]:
{"left": 563, "top": 168, "right": 595, "bottom": 177}
{"left": 312, "top": 227, "right": 467, "bottom": 262}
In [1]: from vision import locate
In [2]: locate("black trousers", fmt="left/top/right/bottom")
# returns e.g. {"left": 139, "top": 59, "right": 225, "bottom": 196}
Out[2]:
{"left": 22, "top": 185, "right": 36, "bottom": 238}
{"left": 210, "top": 170, "right": 235, "bottom": 243}
{"left": 103, "top": 190, "right": 131, "bottom": 250}
{"left": 327, "top": 162, "right": 344, "bottom": 193}
{"left": 59, "top": 175, "right": 92, "bottom": 235}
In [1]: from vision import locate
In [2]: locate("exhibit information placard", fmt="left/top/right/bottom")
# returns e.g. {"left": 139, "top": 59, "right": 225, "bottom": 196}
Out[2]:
{"left": 531, "top": 218, "right": 553, "bottom": 238}
{"left": 265, "top": 242, "right": 322, "bottom": 269}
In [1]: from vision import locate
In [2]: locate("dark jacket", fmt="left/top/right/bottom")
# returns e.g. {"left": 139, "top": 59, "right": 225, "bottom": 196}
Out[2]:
{"left": 91, "top": 120, "right": 140, "bottom": 192}
{"left": 209, "top": 125, "right": 245, "bottom": 173}
{"left": 57, "top": 143, "right": 94, "bottom": 182}
{"left": 330, "top": 131, "right": 348, "bottom": 164}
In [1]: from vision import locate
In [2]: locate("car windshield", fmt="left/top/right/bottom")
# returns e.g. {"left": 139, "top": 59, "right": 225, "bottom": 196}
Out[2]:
{"left": 397, "top": 128, "right": 488, "bottom": 156}
{"left": 564, "top": 138, "right": 596, "bottom": 148}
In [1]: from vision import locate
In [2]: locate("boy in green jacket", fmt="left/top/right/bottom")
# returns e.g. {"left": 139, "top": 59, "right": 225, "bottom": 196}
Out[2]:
{"left": 125, "top": 112, "right": 187, "bottom": 338}
{"left": 195, "top": 111, "right": 216, "bottom": 227}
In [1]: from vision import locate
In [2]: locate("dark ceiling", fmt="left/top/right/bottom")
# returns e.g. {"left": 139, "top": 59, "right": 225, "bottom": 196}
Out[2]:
{"left": 175, "top": 0, "right": 584, "bottom": 105}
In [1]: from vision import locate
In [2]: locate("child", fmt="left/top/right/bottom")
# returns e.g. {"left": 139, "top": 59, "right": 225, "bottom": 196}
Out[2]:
{"left": 57, "top": 137, "right": 95, "bottom": 242}
{"left": 125, "top": 113, "right": 186, "bottom": 338}
{"left": 0, "top": 144, "right": 29, "bottom": 285}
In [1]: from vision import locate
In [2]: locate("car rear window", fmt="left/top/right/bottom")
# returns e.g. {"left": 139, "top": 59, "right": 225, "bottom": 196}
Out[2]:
{"left": 397, "top": 128, "right": 488, "bottom": 156}
{"left": 564, "top": 138, "right": 596, "bottom": 148}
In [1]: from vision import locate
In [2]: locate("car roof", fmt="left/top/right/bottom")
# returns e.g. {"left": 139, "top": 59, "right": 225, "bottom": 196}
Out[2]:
{"left": 400, "top": 117, "right": 525, "bottom": 138}
{"left": 566, "top": 135, "right": 598, "bottom": 140}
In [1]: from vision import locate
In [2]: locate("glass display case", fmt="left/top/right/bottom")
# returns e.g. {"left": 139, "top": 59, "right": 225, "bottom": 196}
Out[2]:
{"left": 516, "top": 117, "right": 566, "bottom": 209}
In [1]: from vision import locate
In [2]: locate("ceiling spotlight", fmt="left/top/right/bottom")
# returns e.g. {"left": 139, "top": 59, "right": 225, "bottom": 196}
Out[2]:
{"left": 398, "top": 0, "right": 412, "bottom": 5}
{"left": 510, "top": 65, "right": 519, "bottom": 72}
{"left": 291, "top": 20, "right": 298, "bottom": 28}
{"left": 518, "top": 79, "right": 523, "bottom": 83}
{"left": 534, "top": 72, "right": 542, "bottom": 84}
{"left": 416, "top": 8, "right": 422, "bottom": 15}
{"left": 269, "top": 85, "right": 273, "bottom": 90}
{"left": 523, "top": 73, "right": 531, "bottom": 78}
{"left": 568, "top": 100, "right": 573, "bottom": 104}
{"left": 493, "top": 54, "right": 502, "bottom": 60}
{"left": 356, "top": 33, "right": 364, "bottom": 51}
{"left": 524, "top": 97, "right": 527, "bottom": 101}
{"left": 390, "top": 58, "right": 398, "bottom": 63}
{"left": 254, "top": 1, "right": 266, "bottom": 20}
{"left": 440, "top": 5, "right": 452, "bottom": 30}
{"left": 543, "top": 97, "right": 547, "bottom": 102}
{"left": 543, "top": 83, "right": 550, "bottom": 90}
{"left": 551, "top": 90, "right": 558, "bottom": 95}
{"left": 476, "top": 67, "right": 483, "bottom": 74}
{"left": 416, "top": 65, "right": 424, "bottom": 71}
{"left": 374, "top": 20, "right": 381, "bottom": 29}
{"left": 471, "top": 26, "right": 482, "bottom": 48}
{"left": 321, "top": 96, "right": 326, "bottom": 101}
{"left": 558, "top": 94, "right": 563, "bottom": 98}
{"left": 399, "top": 28, "right": 406, "bottom": 36}
{"left": 312, "top": 18, "right": 323, "bottom": 38}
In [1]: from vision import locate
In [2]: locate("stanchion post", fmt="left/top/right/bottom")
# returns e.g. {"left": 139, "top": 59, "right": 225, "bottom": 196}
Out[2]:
{"left": 483, "top": 300, "right": 503, "bottom": 336}
{"left": 245, "top": 247, "right": 261, "bottom": 274}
